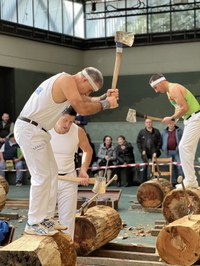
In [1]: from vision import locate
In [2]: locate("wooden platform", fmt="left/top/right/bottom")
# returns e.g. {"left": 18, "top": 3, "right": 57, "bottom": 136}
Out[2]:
{"left": 77, "top": 189, "right": 122, "bottom": 210}
{"left": 77, "top": 242, "right": 200, "bottom": 265}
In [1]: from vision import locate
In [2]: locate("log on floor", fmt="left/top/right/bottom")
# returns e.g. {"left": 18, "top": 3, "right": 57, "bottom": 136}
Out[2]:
{"left": 156, "top": 214, "right": 200, "bottom": 266}
{"left": 162, "top": 188, "right": 200, "bottom": 223}
{"left": 74, "top": 205, "right": 122, "bottom": 256}
{"left": 137, "top": 178, "right": 173, "bottom": 208}
{"left": 0, "top": 232, "right": 76, "bottom": 266}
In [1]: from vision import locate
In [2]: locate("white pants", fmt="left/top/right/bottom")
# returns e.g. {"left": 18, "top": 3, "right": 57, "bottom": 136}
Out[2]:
{"left": 14, "top": 120, "right": 58, "bottom": 225}
{"left": 179, "top": 112, "right": 200, "bottom": 183}
{"left": 54, "top": 171, "right": 78, "bottom": 239}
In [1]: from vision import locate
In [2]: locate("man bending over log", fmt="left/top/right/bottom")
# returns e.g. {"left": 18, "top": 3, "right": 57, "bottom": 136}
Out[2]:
{"left": 149, "top": 73, "right": 200, "bottom": 189}
{"left": 49, "top": 106, "right": 92, "bottom": 238}
{"left": 14, "top": 67, "right": 119, "bottom": 235}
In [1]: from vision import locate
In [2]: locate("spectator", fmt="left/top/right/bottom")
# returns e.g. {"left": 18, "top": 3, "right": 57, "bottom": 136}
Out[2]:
{"left": 161, "top": 121, "right": 184, "bottom": 186}
{"left": 115, "top": 135, "right": 135, "bottom": 187}
{"left": 136, "top": 118, "right": 162, "bottom": 182}
{"left": 97, "top": 135, "right": 116, "bottom": 182}
{"left": 0, "top": 113, "right": 14, "bottom": 148}
{"left": 0, "top": 134, "right": 24, "bottom": 186}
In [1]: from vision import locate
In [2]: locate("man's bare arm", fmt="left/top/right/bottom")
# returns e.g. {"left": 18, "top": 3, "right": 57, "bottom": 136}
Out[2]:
{"left": 78, "top": 127, "right": 93, "bottom": 176}
{"left": 52, "top": 74, "right": 118, "bottom": 115}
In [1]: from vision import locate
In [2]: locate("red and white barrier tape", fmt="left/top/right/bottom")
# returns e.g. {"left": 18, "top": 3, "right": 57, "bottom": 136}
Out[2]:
{"left": 1, "top": 161, "right": 200, "bottom": 172}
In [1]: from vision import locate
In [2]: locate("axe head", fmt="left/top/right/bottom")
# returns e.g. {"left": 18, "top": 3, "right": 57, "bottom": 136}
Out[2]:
{"left": 92, "top": 176, "right": 106, "bottom": 194}
{"left": 115, "top": 31, "right": 134, "bottom": 47}
{"left": 126, "top": 108, "right": 136, "bottom": 123}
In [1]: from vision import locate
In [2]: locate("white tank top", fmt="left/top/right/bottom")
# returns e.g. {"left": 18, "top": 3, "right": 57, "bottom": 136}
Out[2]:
{"left": 49, "top": 123, "right": 79, "bottom": 173}
{"left": 20, "top": 72, "right": 69, "bottom": 130}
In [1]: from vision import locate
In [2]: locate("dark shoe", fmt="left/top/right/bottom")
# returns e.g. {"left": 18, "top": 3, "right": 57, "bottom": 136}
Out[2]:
{"left": 16, "top": 181, "right": 22, "bottom": 187}
{"left": 117, "top": 182, "right": 121, "bottom": 187}
{"left": 124, "top": 183, "right": 130, "bottom": 187}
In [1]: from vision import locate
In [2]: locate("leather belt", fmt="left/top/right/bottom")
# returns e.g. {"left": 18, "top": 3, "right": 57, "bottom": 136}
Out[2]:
{"left": 18, "top": 117, "right": 47, "bottom": 132}
{"left": 58, "top": 173, "right": 68, "bottom": 176}
{"left": 186, "top": 110, "right": 200, "bottom": 120}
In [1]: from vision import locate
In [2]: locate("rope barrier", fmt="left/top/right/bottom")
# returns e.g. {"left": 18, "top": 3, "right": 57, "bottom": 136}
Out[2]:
{"left": 1, "top": 161, "right": 200, "bottom": 172}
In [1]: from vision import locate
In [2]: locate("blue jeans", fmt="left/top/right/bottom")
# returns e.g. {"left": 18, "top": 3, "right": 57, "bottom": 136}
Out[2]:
{"left": 166, "top": 150, "right": 184, "bottom": 184}
{"left": 0, "top": 160, "right": 24, "bottom": 183}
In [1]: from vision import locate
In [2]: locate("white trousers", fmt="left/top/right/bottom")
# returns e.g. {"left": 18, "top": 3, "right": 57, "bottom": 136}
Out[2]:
{"left": 179, "top": 112, "right": 200, "bottom": 183}
{"left": 14, "top": 120, "right": 58, "bottom": 225}
{"left": 54, "top": 171, "right": 78, "bottom": 239}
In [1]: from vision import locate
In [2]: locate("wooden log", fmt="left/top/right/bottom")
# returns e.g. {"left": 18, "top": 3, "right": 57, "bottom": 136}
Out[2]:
{"left": 0, "top": 232, "right": 77, "bottom": 266}
{"left": 156, "top": 214, "right": 200, "bottom": 266}
{"left": 0, "top": 184, "right": 6, "bottom": 211}
{"left": 74, "top": 205, "right": 122, "bottom": 256}
{"left": 162, "top": 187, "right": 200, "bottom": 223}
{"left": 0, "top": 175, "right": 9, "bottom": 194}
{"left": 137, "top": 178, "right": 173, "bottom": 208}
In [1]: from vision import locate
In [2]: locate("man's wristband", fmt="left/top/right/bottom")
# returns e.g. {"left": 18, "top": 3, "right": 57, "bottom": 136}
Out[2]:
{"left": 100, "top": 100, "right": 110, "bottom": 110}
{"left": 100, "top": 93, "right": 107, "bottom": 100}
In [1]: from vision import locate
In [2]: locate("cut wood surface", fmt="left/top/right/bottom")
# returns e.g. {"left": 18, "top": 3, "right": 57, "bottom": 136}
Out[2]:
{"left": 137, "top": 178, "right": 173, "bottom": 208}
{"left": 162, "top": 188, "right": 200, "bottom": 223}
{"left": 0, "top": 175, "right": 9, "bottom": 194}
{"left": 156, "top": 214, "right": 200, "bottom": 266}
{"left": 0, "top": 232, "right": 76, "bottom": 266}
{"left": 0, "top": 183, "right": 6, "bottom": 211}
{"left": 74, "top": 205, "right": 122, "bottom": 256}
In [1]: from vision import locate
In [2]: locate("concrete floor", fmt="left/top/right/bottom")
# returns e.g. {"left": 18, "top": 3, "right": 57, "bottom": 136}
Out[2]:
{"left": 3, "top": 184, "right": 164, "bottom": 247}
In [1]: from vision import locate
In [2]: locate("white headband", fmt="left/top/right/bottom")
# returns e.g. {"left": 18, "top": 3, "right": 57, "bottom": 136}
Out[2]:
{"left": 150, "top": 77, "right": 166, "bottom": 87}
{"left": 81, "top": 69, "right": 99, "bottom": 92}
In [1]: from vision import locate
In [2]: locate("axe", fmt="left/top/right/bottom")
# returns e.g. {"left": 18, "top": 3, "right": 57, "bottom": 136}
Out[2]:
{"left": 177, "top": 176, "right": 194, "bottom": 220}
{"left": 126, "top": 108, "right": 162, "bottom": 123}
{"left": 78, "top": 174, "right": 118, "bottom": 216}
{"left": 112, "top": 31, "right": 134, "bottom": 89}
{"left": 58, "top": 175, "right": 106, "bottom": 194}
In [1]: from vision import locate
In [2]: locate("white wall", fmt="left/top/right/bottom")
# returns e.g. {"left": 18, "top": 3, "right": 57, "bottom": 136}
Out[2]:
{"left": 83, "top": 42, "right": 200, "bottom": 76}
{"left": 0, "top": 34, "right": 83, "bottom": 73}
{"left": 1, "top": 34, "right": 200, "bottom": 75}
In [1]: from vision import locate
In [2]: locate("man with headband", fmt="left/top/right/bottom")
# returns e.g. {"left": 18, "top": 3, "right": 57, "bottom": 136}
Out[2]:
{"left": 14, "top": 67, "right": 119, "bottom": 236}
{"left": 149, "top": 73, "right": 200, "bottom": 189}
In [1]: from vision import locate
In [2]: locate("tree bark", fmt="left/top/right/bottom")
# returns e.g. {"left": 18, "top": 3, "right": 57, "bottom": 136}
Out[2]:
{"left": 0, "top": 232, "right": 76, "bottom": 266}
{"left": 137, "top": 178, "right": 173, "bottom": 208}
{"left": 0, "top": 175, "right": 9, "bottom": 194}
{"left": 156, "top": 214, "right": 200, "bottom": 266}
{"left": 74, "top": 205, "right": 122, "bottom": 256}
{"left": 0, "top": 183, "right": 6, "bottom": 211}
{"left": 162, "top": 187, "right": 200, "bottom": 223}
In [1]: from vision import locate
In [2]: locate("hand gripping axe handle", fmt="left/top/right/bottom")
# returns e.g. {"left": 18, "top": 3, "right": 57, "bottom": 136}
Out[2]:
{"left": 112, "top": 31, "right": 134, "bottom": 89}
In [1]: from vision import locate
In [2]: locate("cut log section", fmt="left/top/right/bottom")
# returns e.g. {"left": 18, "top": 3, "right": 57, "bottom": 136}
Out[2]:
{"left": 0, "top": 175, "right": 9, "bottom": 194}
{"left": 74, "top": 205, "right": 122, "bottom": 256}
{"left": 156, "top": 214, "right": 200, "bottom": 266}
{"left": 137, "top": 178, "right": 173, "bottom": 208}
{"left": 162, "top": 188, "right": 200, "bottom": 223}
{"left": 0, "top": 232, "right": 76, "bottom": 266}
{"left": 0, "top": 183, "right": 6, "bottom": 211}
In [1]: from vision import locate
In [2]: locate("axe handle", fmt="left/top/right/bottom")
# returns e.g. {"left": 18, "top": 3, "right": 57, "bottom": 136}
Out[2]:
{"left": 58, "top": 175, "right": 96, "bottom": 184}
{"left": 79, "top": 174, "right": 118, "bottom": 216}
{"left": 111, "top": 52, "right": 122, "bottom": 89}
{"left": 136, "top": 111, "right": 162, "bottom": 121}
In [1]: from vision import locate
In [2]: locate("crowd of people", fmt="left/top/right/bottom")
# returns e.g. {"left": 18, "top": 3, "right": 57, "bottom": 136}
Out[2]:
{"left": 1, "top": 68, "right": 199, "bottom": 238}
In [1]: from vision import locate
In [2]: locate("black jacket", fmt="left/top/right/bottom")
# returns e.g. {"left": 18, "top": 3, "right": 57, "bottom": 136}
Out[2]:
{"left": 136, "top": 128, "right": 162, "bottom": 158}
{"left": 115, "top": 141, "right": 135, "bottom": 164}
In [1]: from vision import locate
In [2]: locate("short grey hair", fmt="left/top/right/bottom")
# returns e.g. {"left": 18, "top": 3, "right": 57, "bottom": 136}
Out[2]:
{"left": 83, "top": 67, "right": 104, "bottom": 90}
